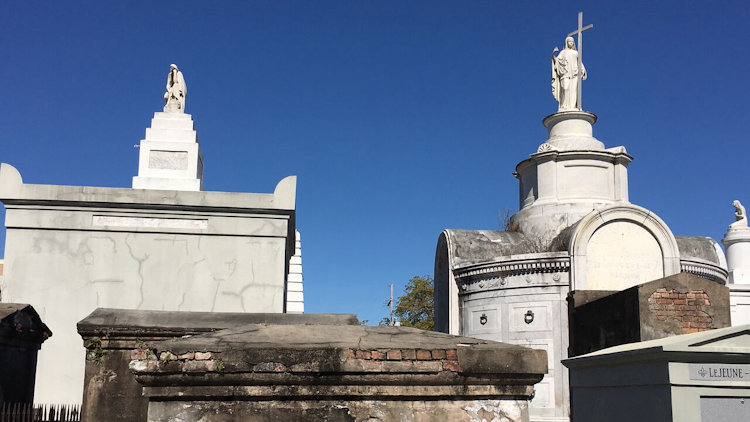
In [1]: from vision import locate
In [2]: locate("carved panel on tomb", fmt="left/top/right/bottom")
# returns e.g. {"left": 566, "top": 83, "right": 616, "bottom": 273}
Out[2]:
{"left": 468, "top": 307, "right": 499, "bottom": 334}
{"left": 149, "top": 150, "right": 189, "bottom": 170}
{"left": 585, "top": 221, "right": 663, "bottom": 290}
{"left": 559, "top": 162, "right": 612, "bottom": 199}
{"left": 509, "top": 302, "right": 553, "bottom": 332}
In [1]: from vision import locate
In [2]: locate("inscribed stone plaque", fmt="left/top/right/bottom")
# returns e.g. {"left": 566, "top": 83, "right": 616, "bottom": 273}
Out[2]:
{"left": 93, "top": 215, "right": 208, "bottom": 229}
{"left": 689, "top": 364, "right": 750, "bottom": 381}
{"left": 586, "top": 221, "right": 663, "bottom": 290}
{"left": 149, "top": 150, "right": 188, "bottom": 170}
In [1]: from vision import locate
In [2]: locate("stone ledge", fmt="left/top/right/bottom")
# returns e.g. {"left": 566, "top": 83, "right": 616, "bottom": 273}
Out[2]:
{"left": 129, "top": 324, "right": 547, "bottom": 382}
{"left": 127, "top": 322, "right": 545, "bottom": 421}
{"left": 140, "top": 384, "right": 535, "bottom": 400}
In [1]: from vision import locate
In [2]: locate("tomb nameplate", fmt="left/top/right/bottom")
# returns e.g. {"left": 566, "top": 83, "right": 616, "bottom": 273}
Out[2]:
{"left": 689, "top": 364, "right": 750, "bottom": 381}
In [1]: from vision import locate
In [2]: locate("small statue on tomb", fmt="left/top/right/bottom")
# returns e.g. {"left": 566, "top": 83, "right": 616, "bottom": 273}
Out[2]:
{"left": 729, "top": 200, "right": 748, "bottom": 230}
{"left": 164, "top": 64, "right": 187, "bottom": 113}
{"left": 551, "top": 37, "right": 586, "bottom": 112}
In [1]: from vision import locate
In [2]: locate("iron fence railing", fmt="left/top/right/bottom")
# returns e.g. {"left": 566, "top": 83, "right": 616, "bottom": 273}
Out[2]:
{"left": 0, "top": 403, "right": 80, "bottom": 422}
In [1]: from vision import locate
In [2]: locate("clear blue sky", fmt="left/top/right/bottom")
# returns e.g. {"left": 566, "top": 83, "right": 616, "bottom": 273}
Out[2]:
{"left": 1, "top": 1, "right": 748, "bottom": 325}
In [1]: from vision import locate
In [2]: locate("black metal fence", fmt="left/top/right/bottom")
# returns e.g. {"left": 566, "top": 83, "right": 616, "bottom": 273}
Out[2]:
{"left": 0, "top": 404, "right": 80, "bottom": 422}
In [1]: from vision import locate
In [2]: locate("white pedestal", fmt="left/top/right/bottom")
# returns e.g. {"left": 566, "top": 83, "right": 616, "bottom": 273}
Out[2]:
{"left": 541, "top": 111, "right": 604, "bottom": 151}
{"left": 132, "top": 112, "right": 203, "bottom": 191}
{"left": 729, "top": 284, "right": 750, "bottom": 326}
{"left": 723, "top": 226, "right": 750, "bottom": 326}
{"left": 511, "top": 111, "right": 633, "bottom": 243}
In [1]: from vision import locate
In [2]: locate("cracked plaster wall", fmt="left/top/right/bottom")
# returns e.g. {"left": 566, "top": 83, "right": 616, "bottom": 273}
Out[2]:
{"left": 1, "top": 212, "right": 289, "bottom": 405}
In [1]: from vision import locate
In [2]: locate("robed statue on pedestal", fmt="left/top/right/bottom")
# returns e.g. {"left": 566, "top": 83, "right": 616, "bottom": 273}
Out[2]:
{"left": 551, "top": 37, "right": 586, "bottom": 112}
{"left": 164, "top": 64, "right": 187, "bottom": 113}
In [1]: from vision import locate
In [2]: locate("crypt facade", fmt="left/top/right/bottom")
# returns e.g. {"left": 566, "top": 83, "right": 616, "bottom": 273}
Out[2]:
{"left": 434, "top": 15, "right": 729, "bottom": 421}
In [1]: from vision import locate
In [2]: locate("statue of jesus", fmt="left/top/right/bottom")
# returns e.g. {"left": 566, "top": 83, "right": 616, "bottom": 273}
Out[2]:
{"left": 551, "top": 37, "right": 586, "bottom": 112}
{"left": 164, "top": 64, "right": 187, "bottom": 113}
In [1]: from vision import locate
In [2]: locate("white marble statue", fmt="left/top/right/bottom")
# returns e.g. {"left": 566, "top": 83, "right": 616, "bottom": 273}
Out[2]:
{"left": 164, "top": 64, "right": 187, "bottom": 113}
{"left": 551, "top": 37, "right": 586, "bottom": 112}
{"left": 729, "top": 200, "right": 748, "bottom": 230}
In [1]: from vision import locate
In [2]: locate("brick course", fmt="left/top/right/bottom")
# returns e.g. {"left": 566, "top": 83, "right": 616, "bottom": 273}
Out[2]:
{"left": 349, "top": 348, "right": 460, "bottom": 372}
{"left": 647, "top": 288, "right": 714, "bottom": 334}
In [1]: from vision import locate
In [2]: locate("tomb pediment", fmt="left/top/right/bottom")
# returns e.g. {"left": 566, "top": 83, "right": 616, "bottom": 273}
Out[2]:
{"left": 566, "top": 204, "right": 681, "bottom": 291}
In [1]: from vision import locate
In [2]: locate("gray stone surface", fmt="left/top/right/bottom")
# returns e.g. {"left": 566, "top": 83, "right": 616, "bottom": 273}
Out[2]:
{"left": 676, "top": 236, "right": 725, "bottom": 264}
{"left": 77, "top": 309, "right": 357, "bottom": 422}
{"left": 438, "top": 230, "right": 536, "bottom": 267}
{"left": 0, "top": 163, "right": 297, "bottom": 404}
{"left": 136, "top": 324, "right": 543, "bottom": 370}
{"left": 131, "top": 324, "right": 547, "bottom": 422}
{"left": 78, "top": 308, "right": 357, "bottom": 335}
{"left": 563, "top": 325, "right": 750, "bottom": 422}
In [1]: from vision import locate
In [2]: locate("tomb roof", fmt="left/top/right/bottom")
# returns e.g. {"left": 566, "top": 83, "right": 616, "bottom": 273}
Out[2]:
{"left": 676, "top": 236, "right": 725, "bottom": 266}
{"left": 440, "top": 229, "right": 537, "bottom": 267}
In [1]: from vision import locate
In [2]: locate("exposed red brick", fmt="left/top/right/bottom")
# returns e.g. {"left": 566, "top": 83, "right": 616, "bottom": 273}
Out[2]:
{"left": 401, "top": 349, "right": 416, "bottom": 360}
{"left": 416, "top": 350, "right": 432, "bottom": 360}
{"left": 371, "top": 350, "right": 385, "bottom": 360}
{"left": 431, "top": 349, "right": 446, "bottom": 359}
{"left": 442, "top": 360, "right": 459, "bottom": 372}
{"left": 445, "top": 349, "right": 458, "bottom": 361}
{"left": 355, "top": 350, "right": 371, "bottom": 359}
{"left": 386, "top": 349, "right": 402, "bottom": 360}
{"left": 649, "top": 288, "right": 714, "bottom": 334}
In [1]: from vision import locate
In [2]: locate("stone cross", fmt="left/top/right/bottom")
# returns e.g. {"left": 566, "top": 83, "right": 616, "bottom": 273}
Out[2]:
{"left": 566, "top": 12, "right": 593, "bottom": 109}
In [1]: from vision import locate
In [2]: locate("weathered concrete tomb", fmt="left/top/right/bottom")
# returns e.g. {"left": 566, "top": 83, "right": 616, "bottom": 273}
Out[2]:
{"left": 0, "top": 162, "right": 298, "bottom": 405}
{"left": 128, "top": 322, "right": 547, "bottom": 422}
{"left": 77, "top": 308, "right": 358, "bottom": 422}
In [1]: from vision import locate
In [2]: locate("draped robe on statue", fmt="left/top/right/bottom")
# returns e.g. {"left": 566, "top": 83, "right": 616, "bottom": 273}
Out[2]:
{"left": 551, "top": 46, "right": 584, "bottom": 111}
{"left": 164, "top": 66, "right": 187, "bottom": 112}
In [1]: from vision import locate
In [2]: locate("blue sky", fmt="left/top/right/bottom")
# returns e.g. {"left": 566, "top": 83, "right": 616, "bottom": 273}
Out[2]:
{"left": 1, "top": 1, "right": 748, "bottom": 325}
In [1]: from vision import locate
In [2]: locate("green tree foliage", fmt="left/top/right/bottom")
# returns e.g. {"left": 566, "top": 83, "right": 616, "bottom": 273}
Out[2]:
{"left": 394, "top": 276, "right": 434, "bottom": 330}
